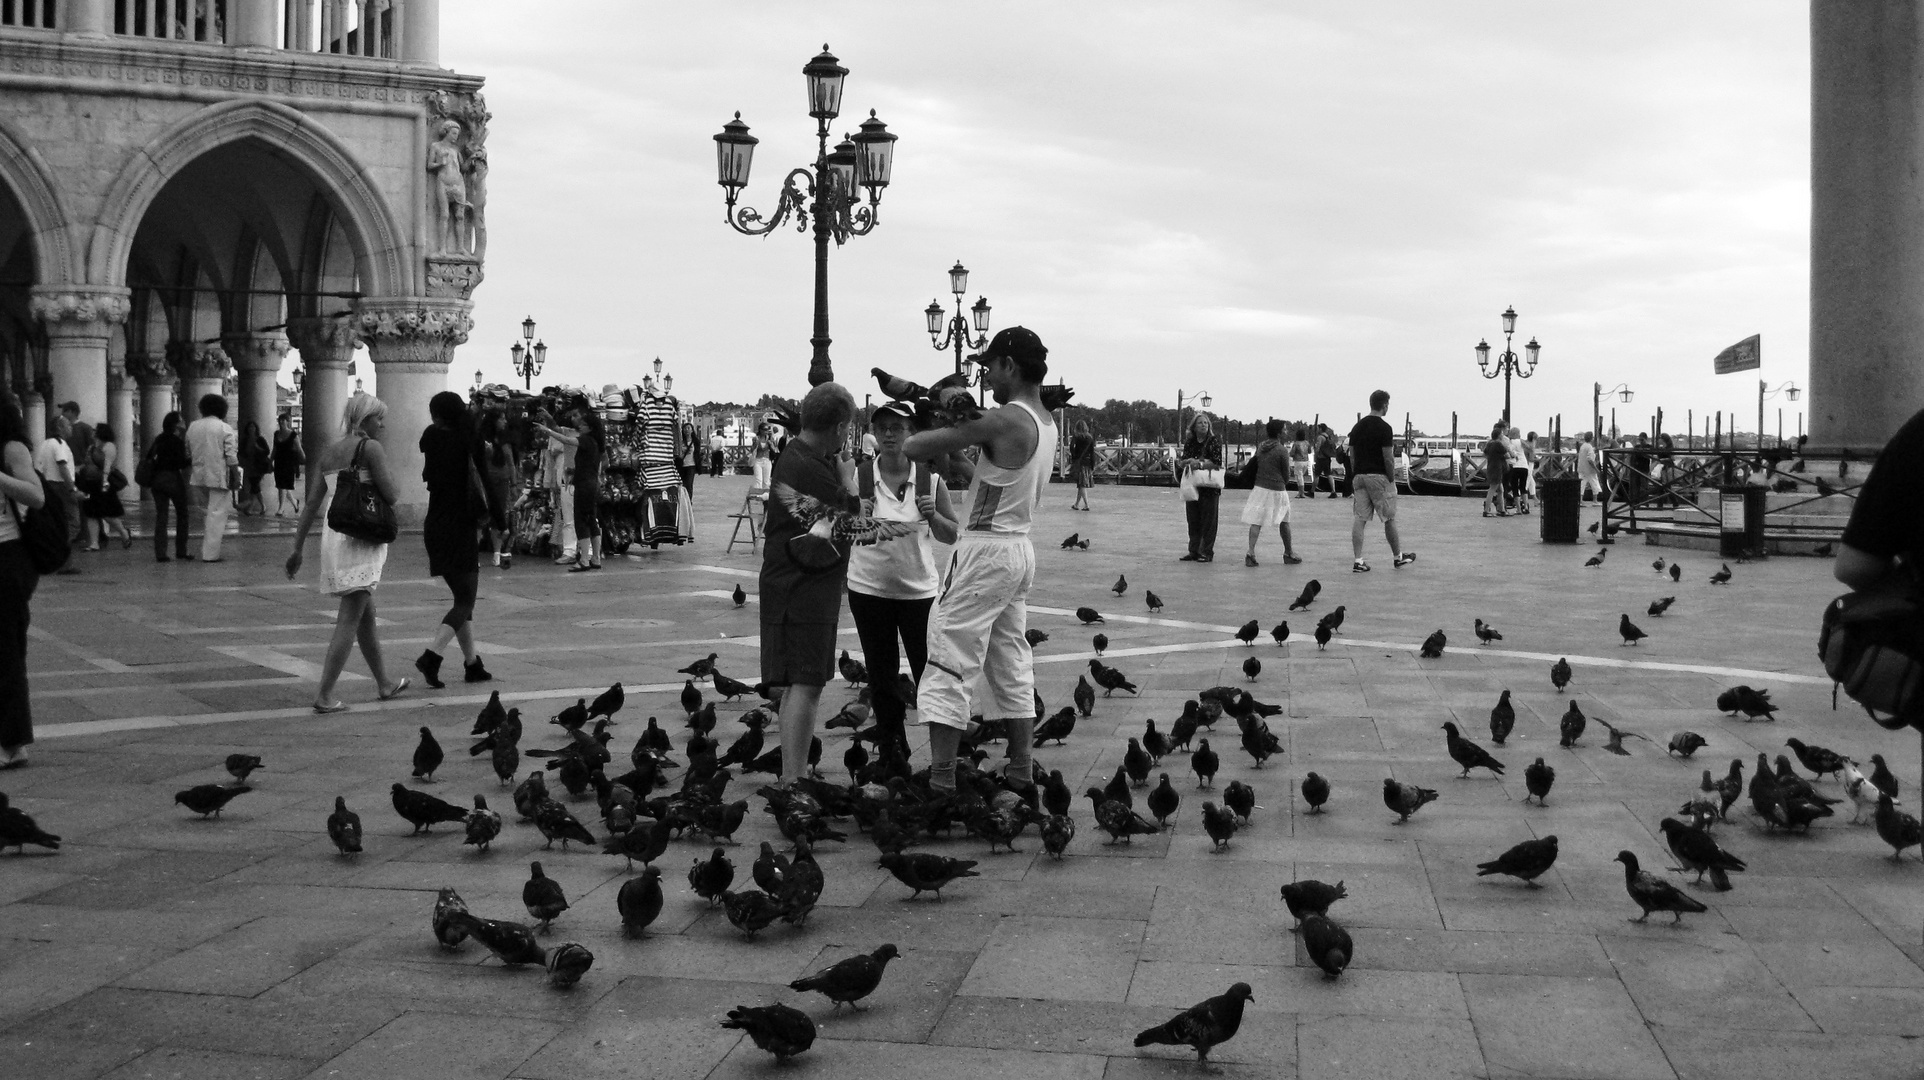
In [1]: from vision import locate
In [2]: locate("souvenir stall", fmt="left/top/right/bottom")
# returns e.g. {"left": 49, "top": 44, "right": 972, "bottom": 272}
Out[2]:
{"left": 591, "top": 383, "right": 693, "bottom": 552}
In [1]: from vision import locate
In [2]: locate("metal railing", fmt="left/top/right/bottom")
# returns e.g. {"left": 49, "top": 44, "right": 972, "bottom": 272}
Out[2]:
{"left": 114, "top": 0, "right": 227, "bottom": 42}
{"left": 1595, "top": 447, "right": 1858, "bottom": 541}
{"left": 2, "top": 0, "right": 58, "bottom": 28}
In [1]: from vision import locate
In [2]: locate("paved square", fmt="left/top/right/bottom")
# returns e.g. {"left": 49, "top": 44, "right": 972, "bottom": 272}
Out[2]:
{"left": 2, "top": 476, "right": 1918, "bottom": 1079}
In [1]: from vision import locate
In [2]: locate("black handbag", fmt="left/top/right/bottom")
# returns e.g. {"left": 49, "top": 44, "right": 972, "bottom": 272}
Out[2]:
{"left": 6, "top": 466, "right": 71, "bottom": 574}
{"left": 1820, "top": 567, "right": 1924, "bottom": 732}
{"left": 133, "top": 444, "right": 156, "bottom": 489}
{"left": 326, "top": 438, "right": 397, "bottom": 544}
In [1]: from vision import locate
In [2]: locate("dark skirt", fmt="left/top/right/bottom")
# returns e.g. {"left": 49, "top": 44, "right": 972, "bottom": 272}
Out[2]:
{"left": 82, "top": 487, "right": 124, "bottom": 518}
{"left": 423, "top": 498, "right": 480, "bottom": 579}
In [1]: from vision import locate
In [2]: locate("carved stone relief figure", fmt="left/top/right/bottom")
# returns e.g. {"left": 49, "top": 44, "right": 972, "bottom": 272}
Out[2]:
{"left": 427, "top": 118, "right": 471, "bottom": 255}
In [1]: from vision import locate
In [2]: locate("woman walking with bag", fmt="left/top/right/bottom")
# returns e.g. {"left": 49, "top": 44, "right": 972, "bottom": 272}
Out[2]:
{"left": 284, "top": 393, "right": 408, "bottom": 713}
{"left": 1240, "top": 419, "right": 1301, "bottom": 567}
{"left": 1178, "top": 413, "right": 1224, "bottom": 562}
{"left": 147, "top": 412, "right": 192, "bottom": 561}
{"left": 1068, "top": 420, "right": 1095, "bottom": 511}
{"left": 271, "top": 413, "right": 304, "bottom": 515}
{"left": 0, "top": 389, "right": 46, "bottom": 767}
{"left": 414, "top": 392, "right": 503, "bottom": 688}
{"left": 847, "top": 401, "right": 957, "bottom": 756}
{"left": 79, "top": 423, "right": 131, "bottom": 550}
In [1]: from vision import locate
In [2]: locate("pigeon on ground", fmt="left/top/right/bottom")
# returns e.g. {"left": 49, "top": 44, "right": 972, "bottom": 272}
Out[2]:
{"left": 1093, "top": 632, "right": 1109, "bottom": 656}
{"left": 545, "top": 942, "right": 594, "bottom": 989}
{"left": 1074, "top": 676, "right": 1096, "bottom": 716}
{"left": 1235, "top": 619, "right": 1259, "bottom": 646}
{"left": 1222, "top": 780, "right": 1257, "bottom": 825}
{"left": 1559, "top": 702, "right": 1586, "bottom": 748}
{"left": 1474, "top": 619, "right": 1503, "bottom": 645}
{"left": 1524, "top": 758, "right": 1555, "bottom": 804}
{"left": 732, "top": 583, "right": 746, "bottom": 606}
{"left": 1420, "top": 630, "right": 1447, "bottom": 658}
{"left": 1584, "top": 549, "right": 1607, "bottom": 568}
{"left": 1143, "top": 720, "right": 1173, "bottom": 763}
{"left": 463, "top": 795, "right": 502, "bottom": 851}
{"left": 1133, "top": 982, "right": 1254, "bottom": 1067}
{"left": 1041, "top": 813, "right": 1076, "bottom": 859}
{"left": 721, "top": 888, "right": 785, "bottom": 938}
{"left": 1077, "top": 607, "right": 1105, "bottom": 624}
{"left": 603, "top": 818, "right": 671, "bottom": 871}
{"left": 611, "top": 865, "right": 665, "bottom": 936}
{"left": 721, "top": 1003, "right": 816, "bottom": 1063}
{"left": 1618, "top": 614, "right": 1647, "bottom": 646}
{"left": 1146, "top": 590, "right": 1164, "bottom": 612}
{"left": 1668, "top": 732, "right": 1707, "bottom": 758}
{"left": 679, "top": 653, "right": 721, "bottom": 681}
{"left": 1489, "top": 691, "right": 1516, "bottom": 744}
{"left": 790, "top": 944, "right": 901, "bottom": 1010}
{"left": 176, "top": 783, "right": 252, "bottom": 818}
{"left": 1060, "top": 532, "right": 1080, "bottom": 549}
{"left": 1242, "top": 656, "right": 1261, "bottom": 682}
{"left": 1113, "top": 574, "right": 1129, "bottom": 596}
{"left": 1025, "top": 628, "right": 1049, "bottom": 648}
{"left": 1551, "top": 657, "right": 1572, "bottom": 692}
{"left": 411, "top": 727, "right": 444, "bottom": 782}
{"left": 473, "top": 691, "right": 507, "bottom": 735}
{"left": 879, "top": 852, "right": 980, "bottom": 900}
{"left": 1147, "top": 774, "right": 1181, "bottom": 827}
{"left": 1279, "top": 880, "right": 1347, "bottom": 927}
{"left": 1088, "top": 659, "right": 1138, "bottom": 696}
{"left": 1382, "top": 778, "right": 1438, "bottom": 823}
{"left": 1443, "top": 721, "right": 1504, "bottom": 776}
{"left": 224, "top": 754, "right": 264, "bottom": 783}
{"left": 512, "top": 771, "right": 548, "bottom": 819}
{"left": 450, "top": 911, "right": 547, "bottom": 965}
{"left": 1648, "top": 596, "right": 1675, "bottom": 617}
{"left": 491, "top": 730, "right": 520, "bottom": 787}
{"left": 778, "top": 837, "right": 827, "bottom": 925}
{"left": 432, "top": 887, "right": 470, "bottom": 950}
{"left": 324, "top": 796, "right": 361, "bottom": 855}
{"left": 1842, "top": 760, "right": 1893, "bottom": 824}
{"left": 1773, "top": 756, "right": 1842, "bottom": 806}
{"left": 1035, "top": 707, "right": 1077, "bottom": 746}
{"left": 587, "top": 682, "right": 624, "bottom": 722}
{"left": 1321, "top": 606, "right": 1346, "bottom": 634}
{"left": 1288, "top": 580, "right": 1321, "bottom": 610}
{"left": 1302, "top": 914, "right": 1352, "bottom": 979}
{"left": 1875, "top": 794, "right": 1922, "bottom": 861}
{"left": 1123, "top": 739, "right": 1153, "bottom": 787}
{"left": 1270, "top": 621, "right": 1289, "bottom": 645}
{"left": 1870, "top": 754, "right": 1900, "bottom": 799}
{"left": 1240, "top": 719, "right": 1283, "bottom": 767}
{"left": 1615, "top": 850, "right": 1708, "bottom": 923}
{"left": 1670, "top": 562, "right": 1683, "bottom": 582}
{"left": 1653, "top": 557, "right": 1666, "bottom": 574}
{"left": 1476, "top": 836, "right": 1560, "bottom": 886}
{"left": 1104, "top": 766, "right": 1134, "bottom": 809}
{"left": 523, "top": 861, "right": 569, "bottom": 931}
{"left": 1597, "top": 720, "right": 1652, "bottom": 756}
{"left": 1086, "top": 787, "right": 1159, "bottom": 844}
{"left": 679, "top": 680, "right": 703, "bottom": 717}
{"left": 1710, "top": 563, "right": 1733, "bottom": 584}
{"left": 1716, "top": 686, "right": 1778, "bottom": 722}
{"left": 1657, "top": 817, "right": 1745, "bottom": 890}
{"left": 839, "top": 650, "right": 868, "bottom": 687}
{"left": 1314, "top": 622, "right": 1333, "bottom": 649}
{"left": 1715, "top": 759, "right": 1745, "bottom": 819}
{"left": 0, "top": 793, "right": 59, "bottom": 853}
{"left": 1193, "top": 740, "right": 1220, "bottom": 788}
{"left": 553, "top": 698, "right": 589, "bottom": 731}
{"left": 711, "top": 672, "right": 755, "bottom": 701}
{"left": 1786, "top": 738, "right": 1846, "bottom": 781}
{"left": 532, "top": 797, "right": 598, "bottom": 850}
{"left": 1300, "top": 772, "right": 1330, "bottom": 813}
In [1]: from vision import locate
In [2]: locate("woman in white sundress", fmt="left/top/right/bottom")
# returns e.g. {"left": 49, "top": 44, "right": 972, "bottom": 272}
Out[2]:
{"left": 284, "top": 392, "right": 410, "bottom": 713}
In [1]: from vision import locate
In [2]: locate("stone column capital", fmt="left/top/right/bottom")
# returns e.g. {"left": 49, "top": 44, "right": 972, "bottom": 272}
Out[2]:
{"left": 126, "top": 351, "right": 177, "bottom": 388}
{"left": 356, "top": 297, "right": 474, "bottom": 373}
{"left": 224, "top": 333, "right": 293, "bottom": 372}
{"left": 172, "top": 344, "right": 232, "bottom": 382}
{"left": 286, "top": 316, "right": 360, "bottom": 366}
{"left": 30, "top": 286, "right": 132, "bottom": 338}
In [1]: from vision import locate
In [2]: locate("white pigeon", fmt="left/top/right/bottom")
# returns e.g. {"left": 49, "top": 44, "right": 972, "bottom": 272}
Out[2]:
{"left": 1843, "top": 758, "right": 1894, "bottom": 825}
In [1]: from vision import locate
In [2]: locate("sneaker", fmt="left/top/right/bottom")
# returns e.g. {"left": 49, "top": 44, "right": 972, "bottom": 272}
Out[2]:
{"left": 1283, "top": 554, "right": 1303, "bottom": 565}
{"left": 1178, "top": 553, "right": 1201, "bottom": 562}
{"left": 500, "top": 556, "right": 512, "bottom": 570}
{"left": 1352, "top": 560, "right": 1371, "bottom": 573}
{"left": 554, "top": 555, "right": 577, "bottom": 565}
{"left": 1394, "top": 552, "right": 1418, "bottom": 568}
{"left": 1245, "top": 554, "right": 1258, "bottom": 567}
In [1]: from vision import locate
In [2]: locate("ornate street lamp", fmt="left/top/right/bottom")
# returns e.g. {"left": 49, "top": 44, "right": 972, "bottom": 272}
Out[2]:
{"left": 926, "top": 260, "right": 992, "bottom": 402}
{"left": 1176, "top": 389, "right": 1213, "bottom": 445}
{"left": 510, "top": 316, "right": 546, "bottom": 391}
{"left": 645, "top": 356, "right": 675, "bottom": 397}
{"left": 1594, "top": 382, "right": 1633, "bottom": 444}
{"left": 1474, "top": 305, "right": 1540, "bottom": 426}
{"left": 1759, "top": 380, "right": 1800, "bottom": 453}
{"left": 714, "top": 45, "right": 897, "bottom": 387}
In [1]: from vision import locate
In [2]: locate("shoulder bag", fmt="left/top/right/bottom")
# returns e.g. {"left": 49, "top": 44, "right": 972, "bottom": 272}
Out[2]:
{"left": 1819, "top": 566, "right": 1924, "bottom": 732}
{"left": 133, "top": 441, "right": 157, "bottom": 489}
{"left": 326, "top": 437, "right": 398, "bottom": 544}
{"left": 5, "top": 461, "right": 70, "bottom": 574}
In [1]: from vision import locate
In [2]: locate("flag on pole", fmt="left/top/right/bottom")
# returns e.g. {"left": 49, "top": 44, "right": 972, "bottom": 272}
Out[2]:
{"left": 1712, "top": 334, "right": 1761, "bottom": 374}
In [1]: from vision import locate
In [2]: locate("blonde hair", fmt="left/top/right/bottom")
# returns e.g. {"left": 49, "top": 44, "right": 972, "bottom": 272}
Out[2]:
{"left": 341, "top": 392, "right": 387, "bottom": 436}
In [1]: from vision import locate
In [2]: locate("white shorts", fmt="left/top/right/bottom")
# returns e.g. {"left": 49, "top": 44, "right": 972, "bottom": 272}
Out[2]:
{"left": 917, "top": 535, "right": 1037, "bottom": 731}
{"left": 1239, "top": 486, "right": 1291, "bottom": 525}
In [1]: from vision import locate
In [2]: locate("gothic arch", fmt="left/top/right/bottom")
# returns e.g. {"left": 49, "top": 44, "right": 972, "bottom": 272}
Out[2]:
{"left": 0, "top": 115, "right": 79, "bottom": 286}
{"left": 88, "top": 99, "right": 408, "bottom": 297}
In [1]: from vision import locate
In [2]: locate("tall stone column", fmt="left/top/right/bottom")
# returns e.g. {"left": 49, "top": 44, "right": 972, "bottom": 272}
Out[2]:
{"left": 402, "top": 0, "right": 440, "bottom": 65}
{"left": 174, "top": 345, "right": 232, "bottom": 420}
{"left": 287, "top": 317, "right": 358, "bottom": 467}
{"left": 226, "top": 332, "right": 290, "bottom": 440}
{"left": 30, "top": 287, "right": 129, "bottom": 430}
{"left": 21, "top": 391, "right": 45, "bottom": 443}
{"left": 1811, "top": 1, "right": 1924, "bottom": 452}
{"left": 127, "top": 352, "right": 176, "bottom": 458}
{"left": 107, "top": 360, "right": 136, "bottom": 461}
{"left": 62, "top": 0, "right": 110, "bottom": 37}
{"left": 356, "top": 298, "right": 472, "bottom": 523}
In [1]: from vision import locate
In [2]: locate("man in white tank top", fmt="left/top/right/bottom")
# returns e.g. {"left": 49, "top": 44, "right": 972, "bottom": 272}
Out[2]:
{"left": 903, "top": 326, "right": 1057, "bottom": 795}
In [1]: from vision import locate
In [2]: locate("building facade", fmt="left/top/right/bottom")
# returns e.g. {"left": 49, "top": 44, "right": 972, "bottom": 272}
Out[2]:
{"left": 0, "top": 0, "right": 486, "bottom": 516}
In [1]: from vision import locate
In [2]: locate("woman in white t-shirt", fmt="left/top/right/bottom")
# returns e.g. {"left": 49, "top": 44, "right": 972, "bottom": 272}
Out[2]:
{"left": 846, "top": 401, "right": 957, "bottom": 756}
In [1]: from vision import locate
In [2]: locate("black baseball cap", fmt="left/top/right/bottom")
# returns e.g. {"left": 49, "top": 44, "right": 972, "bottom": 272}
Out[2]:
{"left": 872, "top": 400, "right": 915, "bottom": 423}
{"left": 975, "top": 325, "right": 1046, "bottom": 366}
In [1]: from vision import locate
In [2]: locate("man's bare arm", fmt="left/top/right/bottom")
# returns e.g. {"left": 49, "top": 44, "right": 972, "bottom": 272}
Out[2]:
{"left": 903, "top": 409, "right": 1019, "bottom": 463}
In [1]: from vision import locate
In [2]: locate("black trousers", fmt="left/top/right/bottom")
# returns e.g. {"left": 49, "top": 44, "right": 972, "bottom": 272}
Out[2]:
{"left": 679, "top": 465, "right": 696, "bottom": 497}
{"left": 709, "top": 450, "right": 725, "bottom": 477}
{"left": 1185, "top": 487, "right": 1220, "bottom": 558}
{"left": 152, "top": 481, "right": 190, "bottom": 557}
{"left": 845, "top": 589, "right": 933, "bottom": 751}
{"left": 0, "top": 540, "right": 37, "bottom": 748}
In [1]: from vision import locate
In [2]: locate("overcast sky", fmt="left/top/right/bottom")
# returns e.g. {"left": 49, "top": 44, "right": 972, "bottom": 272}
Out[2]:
{"left": 441, "top": 1, "right": 1809, "bottom": 440}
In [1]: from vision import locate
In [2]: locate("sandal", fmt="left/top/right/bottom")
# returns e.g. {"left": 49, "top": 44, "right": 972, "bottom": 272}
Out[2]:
{"left": 378, "top": 677, "right": 412, "bottom": 702}
{"left": 313, "top": 701, "right": 350, "bottom": 715}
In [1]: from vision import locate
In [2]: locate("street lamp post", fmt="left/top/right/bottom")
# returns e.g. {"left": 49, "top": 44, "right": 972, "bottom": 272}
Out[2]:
{"left": 714, "top": 46, "right": 898, "bottom": 388}
{"left": 1474, "top": 306, "right": 1541, "bottom": 427}
{"left": 1594, "top": 382, "right": 1633, "bottom": 446}
{"left": 925, "top": 261, "right": 992, "bottom": 404}
{"left": 1758, "top": 380, "right": 1800, "bottom": 455}
{"left": 509, "top": 316, "right": 547, "bottom": 391}
{"left": 644, "top": 357, "right": 674, "bottom": 398}
{"left": 1176, "top": 389, "right": 1213, "bottom": 448}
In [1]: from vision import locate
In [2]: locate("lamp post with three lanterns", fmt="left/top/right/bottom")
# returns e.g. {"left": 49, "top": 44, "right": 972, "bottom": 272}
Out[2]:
{"left": 925, "top": 261, "right": 992, "bottom": 405}
{"left": 509, "top": 316, "right": 546, "bottom": 391}
{"left": 713, "top": 46, "right": 898, "bottom": 388}
{"left": 1474, "top": 306, "right": 1541, "bottom": 427}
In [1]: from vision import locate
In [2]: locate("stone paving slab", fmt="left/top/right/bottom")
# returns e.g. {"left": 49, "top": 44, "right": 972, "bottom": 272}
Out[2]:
{"left": 3, "top": 478, "right": 1920, "bottom": 1078}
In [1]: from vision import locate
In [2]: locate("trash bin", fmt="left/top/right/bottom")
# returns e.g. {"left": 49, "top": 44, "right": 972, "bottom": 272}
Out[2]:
{"left": 1719, "top": 486, "right": 1768, "bottom": 558}
{"left": 1539, "top": 477, "right": 1581, "bottom": 543}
